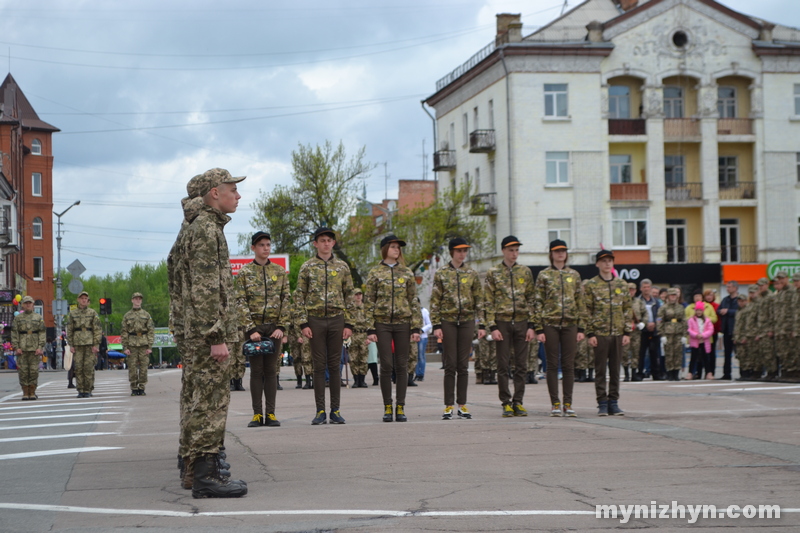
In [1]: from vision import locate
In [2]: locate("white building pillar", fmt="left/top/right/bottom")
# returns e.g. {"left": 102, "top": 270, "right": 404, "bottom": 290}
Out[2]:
{"left": 643, "top": 84, "right": 666, "bottom": 263}
{"left": 698, "top": 83, "right": 720, "bottom": 263}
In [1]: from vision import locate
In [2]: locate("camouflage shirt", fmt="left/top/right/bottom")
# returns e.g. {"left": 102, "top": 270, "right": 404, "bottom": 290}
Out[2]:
{"left": 583, "top": 275, "right": 632, "bottom": 337}
{"left": 430, "top": 262, "right": 484, "bottom": 329}
{"left": 754, "top": 291, "right": 774, "bottom": 336}
{"left": 66, "top": 306, "right": 102, "bottom": 347}
{"left": 294, "top": 254, "right": 355, "bottom": 329}
{"left": 484, "top": 261, "right": 535, "bottom": 330}
{"left": 11, "top": 310, "right": 46, "bottom": 352}
{"left": 351, "top": 301, "right": 369, "bottom": 335}
{"left": 772, "top": 285, "right": 795, "bottom": 336}
{"left": 121, "top": 308, "right": 155, "bottom": 349}
{"left": 631, "top": 297, "right": 647, "bottom": 325}
{"left": 533, "top": 266, "right": 585, "bottom": 332}
{"left": 174, "top": 204, "right": 239, "bottom": 345}
{"left": 235, "top": 259, "right": 291, "bottom": 334}
{"left": 658, "top": 302, "right": 687, "bottom": 336}
{"left": 167, "top": 196, "right": 204, "bottom": 338}
{"left": 363, "top": 262, "right": 422, "bottom": 333}
{"left": 733, "top": 304, "right": 751, "bottom": 342}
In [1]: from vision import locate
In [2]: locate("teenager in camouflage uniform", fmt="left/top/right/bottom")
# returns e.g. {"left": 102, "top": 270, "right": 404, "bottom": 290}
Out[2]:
{"left": 526, "top": 339, "right": 539, "bottom": 384}
{"left": 348, "top": 289, "right": 370, "bottom": 388}
{"left": 236, "top": 231, "right": 290, "bottom": 428}
{"left": 753, "top": 277, "right": 776, "bottom": 379}
{"left": 771, "top": 271, "right": 795, "bottom": 379}
{"left": 533, "top": 239, "right": 585, "bottom": 417}
{"left": 431, "top": 237, "right": 485, "bottom": 420}
{"left": 624, "top": 282, "right": 645, "bottom": 381}
{"left": 120, "top": 292, "right": 155, "bottom": 395}
{"left": 171, "top": 168, "right": 247, "bottom": 498}
{"left": 733, "top": 292, "right": 753, "bottom": 380}
{"left": 473, "top": 328, "right": 483, "bottom": 384}
{"left": 295, "top": 227, "right": 356, "bottom": 426}
{"left": 477, "top": 334, "right": 497, "bottom": 384}
{"left": 484, "top": 236, "right": 536, "bottom": 417}
{"left": 12, "top": 295, "right": 46, "bottom": 400}
{"left": 66, "top": 291, "right": 103, "bottom": 399}
{"left": 575, "top": 336, "right": 594, "bottom": 382}
{"left": 229, "top": 298, "right": 247, "bottom": 392}
{"left": 407, "top": 339, "right": 418, "bottom": 387}
{"left": 364, "top": 235, "right": 422, "bottom": 422}
{"left": 584, "top": 250, "right": 631, "bottom": 416}
{"left": 657, "top": 288, "right": 686, "bottom": 380}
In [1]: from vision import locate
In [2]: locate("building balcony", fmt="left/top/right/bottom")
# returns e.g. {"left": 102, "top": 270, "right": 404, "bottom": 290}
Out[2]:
{"left": 665, "top": 182, "right": 702, "bottom": 201}
{"left": 608, "top": 118, "right": 646, "bottom": 136}
{"left": 610, "top": 182, "right": 648, "bottom": 200}
{"left": 717, "top": 118, "right": 753, "bottom": 136}
{"left": 433, "top": 150, "right": 456, "bottom": 171}
{"left": 719, "top": 181, "right": 755, "bottom": 200}
{"left": 470, "top": 192, "right": 497, "bottom": 216}
{"left": 666, "top": 245, "right": 704, "bottom": 264}
{"left": 664, "top": 118, "right": 700, "bottom": 139}
{"left": 721, "top": 244, "right": 757, "bottom": 264}
{"left": 469, "top": 129, "right": 496, "bottom": 153}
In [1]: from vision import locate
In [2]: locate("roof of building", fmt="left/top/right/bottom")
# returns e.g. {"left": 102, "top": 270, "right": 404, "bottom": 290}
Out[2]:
{"left": 0, "top": 73, "right": 59, "bottom": 132}
{"left": 524, "top": 0, "right": 622, "bottom": 43}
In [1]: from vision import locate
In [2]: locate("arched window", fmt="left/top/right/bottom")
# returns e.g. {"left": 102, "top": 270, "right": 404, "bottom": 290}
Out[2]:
{"left": 31, "top": 139, "right": 42, "bottom": 155}
{"left": 32, "top": 217, "right": 43, "bottom": 239}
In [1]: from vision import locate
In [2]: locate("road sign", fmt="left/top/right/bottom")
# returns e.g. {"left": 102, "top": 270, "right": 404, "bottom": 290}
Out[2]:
{"left": 68, "top": 278, "right": 84, "bottom": 294}
{"left": 67, "top": 259, "right": 86, "bottom": 278}
{"left": 767, "top": 260, "right": 800, "bottom": 279}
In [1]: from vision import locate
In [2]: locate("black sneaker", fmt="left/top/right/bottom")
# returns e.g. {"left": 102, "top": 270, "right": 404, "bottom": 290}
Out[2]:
{"left": 263, "top": 413, "right": 281, "bottom": 427}
{"left": 131, "top": 390, "right": 138, "bottom": 396}
{"left": 608, "top": 401, "right": 624, "bottom": 416}
{"left": 597, "top": 401, "right": 609, "bottom": 417}
{"left": 139, "top": 390, "right": 146, "bottom": 396}
{"left": 311, "top": 410, "right": 327, "bottom": 425}
{"left": 329, "top": 410, "right": 346, "bottom": 424}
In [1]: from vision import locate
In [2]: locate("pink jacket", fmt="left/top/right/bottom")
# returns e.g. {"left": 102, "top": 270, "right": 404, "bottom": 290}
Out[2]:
{"left": 687, "top": 315, "right": 714, "bottom": 352}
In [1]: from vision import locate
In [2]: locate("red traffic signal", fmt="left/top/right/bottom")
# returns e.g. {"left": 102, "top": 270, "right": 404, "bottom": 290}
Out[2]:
{"left": 99, "top": 298, "right": 107, "bottom": 305}
{"left": 99, "top": 298, "right": 112, "bottom": 315}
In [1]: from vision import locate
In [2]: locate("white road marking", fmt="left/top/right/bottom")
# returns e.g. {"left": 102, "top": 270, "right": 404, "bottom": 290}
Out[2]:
{"left": 670, "top": 382, "right": 750, "bottom": 388}
{"left": 0, "top": 400, "right": 127, "bottom": 411}
{"left": 0, "top": 432, "right": 119, "bottom": 443}
{"left": 719, "top": 385, "right": 800, "bottom": 392}
{"left": 0, "top": 412, "right": 123, "bottom": 422}
{"left": 0, "top": 447, "right": 123, "bottom": 461}
{"left": 0, "top": 406, "right": 115, "bottom": 416}
{"left": 0, "top": 420, "right": 119, "bottom": 431}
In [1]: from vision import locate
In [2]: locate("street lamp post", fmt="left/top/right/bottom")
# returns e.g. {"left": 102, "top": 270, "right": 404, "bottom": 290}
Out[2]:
{"left": 54, "top": 200, "right": 80, "bottom": 370}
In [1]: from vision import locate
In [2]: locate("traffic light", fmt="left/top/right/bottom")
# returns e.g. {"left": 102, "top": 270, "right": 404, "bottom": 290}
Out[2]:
{"left": 99, "top": 297, "right": 112, "bottom": 315}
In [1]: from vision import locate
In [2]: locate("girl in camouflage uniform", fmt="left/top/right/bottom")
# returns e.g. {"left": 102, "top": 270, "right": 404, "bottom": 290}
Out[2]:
{"left": 364, "top": 235, "right": 422, "bottom": 422}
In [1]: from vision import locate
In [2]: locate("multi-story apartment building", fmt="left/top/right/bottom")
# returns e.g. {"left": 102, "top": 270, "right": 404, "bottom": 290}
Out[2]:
{"left": 0, "top": 74, "right": 58, "bottom": 328}
{"left": 424, "top": 0, "right": 800, "bottom": 287}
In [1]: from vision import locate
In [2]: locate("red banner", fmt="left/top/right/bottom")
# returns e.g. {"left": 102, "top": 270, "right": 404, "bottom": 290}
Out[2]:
{"left": 230, "top": 254, "right": 290, "bottom": 276}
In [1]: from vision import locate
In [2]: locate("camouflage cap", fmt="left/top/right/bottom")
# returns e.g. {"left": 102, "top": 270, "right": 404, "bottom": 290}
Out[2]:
{"left": 21, "top": 295, "right": 34, "bottom": 304}
{"left": 774, "top": 270, "right": 788, "bottom": 279}
{"left": 131, "top": 292, "right": 143, "bottom": 299}
{"left": 667, "top": 288, "right": 679, "bottom": 296}
{"left": 757, "top": 277, "right": 769, "bottom": 286}
{"left": 793, "top": 272, "right": 800, "bottom": 282}
{"left": 353, "top": 288, "right": 363, "bottom": 295}
{"left": 78, "top": 291, "right": 89, "bottom": 298}
{"left": 189, "top": 168, "right": 245, "bottom": 198}
{"left": 627, "top": 282, "right": 637, "bottom": 289}
{"left": 736, "top": 293, "right": 747, "bottom": 301}
{"left": 748, "top": 284, "right": 759, "bottom": 293}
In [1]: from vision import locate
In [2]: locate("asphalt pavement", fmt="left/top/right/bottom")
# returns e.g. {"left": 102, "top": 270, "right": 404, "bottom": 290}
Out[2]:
{"left": 0, "top": 363, "right": 798, "bottom": 532}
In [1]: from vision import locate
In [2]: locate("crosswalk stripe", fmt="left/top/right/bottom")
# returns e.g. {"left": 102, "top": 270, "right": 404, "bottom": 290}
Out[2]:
{"left": 0, "top": 412, "right": 124, "bottom": 422}
{"left": 0, "top": 432, "right": 119, "bottom": 443}
{"left": 0, "top": 420, "right": 119, "bottom": 431}
{"left": 0, "top": 447, "right": 123, "bottom": 461}
{"left": 0, "top": 401, "right": 126, "bottom": 412}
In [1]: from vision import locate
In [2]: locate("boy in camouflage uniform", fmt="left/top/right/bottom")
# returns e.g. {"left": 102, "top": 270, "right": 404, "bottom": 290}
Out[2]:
{"left": 657, "top": 288, "right": 686, "bottom": 381}
{"left": 584, "top": 250, "right": 631, "bottom": 416}
{"left": 229, "top": 297, "right": 247, "bottom": 392}
{"left": 11, "top": 295, "right": 46, "bottom": 400}
{"left": 526, "top": 339, "right": 539, "bottom": 384}
{"left": 478, "top": 334, "right": 497, "bottom": 384}
{"left": 66, "top": 291, "right": 102, "bottom": 399}
{"left": 295, "top": 227, "right": 356, "bottom": 425}
{"left": 753, "top": 277, "right": 775, "bottom": 379}
{"left": 120, "top": 292, "right": 155, "bottom": 396}
{"left": 349, "top": 289, "right": 369, "bottom": 387}
{"left": 771, "top": 271, "right": 796, "bottom": 379}
{"left": 624, "top": 283, "right": 645, "bottom": 381}
{"left": 733, "top": 292, "right": 752, "bottom": 380}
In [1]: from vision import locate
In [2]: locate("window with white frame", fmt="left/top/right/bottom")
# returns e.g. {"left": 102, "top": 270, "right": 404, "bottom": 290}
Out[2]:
{"left": 608, "top": 86, "right": 630, "bottom": 119}
{"left": 548, "top": 219, "right": 571, "bottom": 247}
{"left": 718, "top": 156, "right": 737, "bottom": 187}
{"left": 545, "top": 152, "right": 569, "bottom": 185}
{"left": 717, "top": 87, "right": 736, "bottom": 118}
{"left": 544, "top": 84, "right": 568, "bottom": 117}
{"left": 609, "top": 155, "right": 632, "bottom": 183}
{"left": 664, "top": 155, "right": 685, "bottom": 185}
{"left": 33, "top": 257, "right": 43, "bottom": 280}
{"left": 795, "top": 84, "right": 800, "bottom": 116}
{"left": 31, "top": 139, "right": 42, "bottom": 155}
{"left": 32, "top": 173, "right": 42, "bottom": 197}
{"left": 663, "top": 86, "right": 684, "bottom": 118}
{"left": 462, "top": 113, "right": 468, "bottom": 146}
{"left": 32, "top": 217, "right": 43, "bottom": 239}
{"left": 34, "top": 301, "right": 44, "bottom": 317}
{"left": 612, "top": 208, "right": 648, "bottom": 247}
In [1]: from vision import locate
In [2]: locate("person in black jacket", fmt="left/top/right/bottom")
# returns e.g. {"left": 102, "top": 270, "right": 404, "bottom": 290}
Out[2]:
{"left": 637, "top": 278, "right": 664, "bottom": 380}
{"left": 717, "top": 281, "right": 740, "bottom": 381}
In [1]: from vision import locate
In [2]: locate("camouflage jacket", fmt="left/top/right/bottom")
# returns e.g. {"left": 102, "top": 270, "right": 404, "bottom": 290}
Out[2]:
{"left": 363, "top": 262, "right": 422, "bottom": 333}
{"left": 754, "top": 291, "right": 774, "bottom": 335}
{"left": 294, "top": 255, "right": 355, "bottom": 329}
{"left": 235, "top": 259, "right": 291, "bottom": 333}
{"left": 430, "top": 262, "right": 484, "bottom": 329}
{"left": 167, "top": 196, "right": 204, "bottom": 338}
{"left": 176, "top": 204, "right": 239, "bottom": 345}
{"left": 483, "top": 261, "right": 535, "bottom": 330}
{"left": 11, "top": 310, "right": 46, "bottom": 352}
{"left": 771, "top": 285, "right": 795, "bottom": 335}
{"left": 121, "top": 308, "right": 155, "bottom": 348}
{"left": 583, "top": 275, "right": 632, "bottom": 338}
{"left": 351, "top": 302, "right": 370, "bottom": 336}
{"left": 733, "top": 304, "right": 751, "bottom": 342}
{"left": 631, "top": 297, "right": 647, "bottom": 325}
{"left": 66, "top": 306, "right": 102, "bottom": 347}
{"left": 658, "top": 302, "right": 687, "bottom": 336}
{"left": 532, "top": 266, "right": 585, "bottom": 332}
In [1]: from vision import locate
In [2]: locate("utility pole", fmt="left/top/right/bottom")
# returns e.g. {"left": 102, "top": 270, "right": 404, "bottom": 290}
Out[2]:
{"left": 383, "top": 162, "right": 389, "bottom": 200}
{"left": 53, "top": 200, "right": 80, "bottom": 370}
{"left": 422, "top": 139, "right": 428, "bottom": 181}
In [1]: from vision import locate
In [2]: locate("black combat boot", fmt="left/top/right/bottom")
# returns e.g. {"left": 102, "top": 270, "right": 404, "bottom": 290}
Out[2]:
{"left": 303, "top": 375, "right": 312, "bottom": 389}
{"left": 235, "top": 379, "right": 246, "bottom": 391}
{"left": 483, "top": 371, "right": 492, "bottom": 385}
{"left": 407, "top": 373, "right": 418, "bottom": 387}
{"left": 489, "top": 372, "right": 497, "bottom": 384}
{"left": 359, "top": 375, "right": 369, "bottom": 388}
{"left": 586, "top": 369, "right": 594, "bottom": 383}
{"left": 276, "top": 376, "right": 283, "bottom": 391}
{"left": 623, "top": 366, "right": 630, "bottom": 382}
{"left": 576, "top": 369, "right": 586, "bottom": 383}
{"left": 632, "top": 369, "right": 643, "bottom": 381}
{"left": 191, "top": 454, "right": 247, "bottom": 499}
{"left": 229, "top": 379, "right": 236, "bottom": 391}
{"left": 296, "top": 375, "right": 303, "bottom": 388}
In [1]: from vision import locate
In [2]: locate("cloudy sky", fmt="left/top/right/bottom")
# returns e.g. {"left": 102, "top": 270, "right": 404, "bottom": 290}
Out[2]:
{"left": 0, "top": 0, "right": 796, "bottom": 276}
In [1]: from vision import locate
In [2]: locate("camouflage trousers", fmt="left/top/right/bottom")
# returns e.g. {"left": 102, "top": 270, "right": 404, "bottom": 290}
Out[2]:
{"left": 775, "top": 334, "right": 798, "bottom": 373}
{"left": 184, "top": 339, "right": 232, "bottom": 464}
{"left": 290, "top": 338, "right": 313, "bottom": 376}
{"left": 735, "top": 341, "right": 753, "bottom": 372}
{"left": 623, "top": 331, "right": 640, "bottom": 369}
{"left": 575, "top": 338, "right": 593, "bottom": 370}
{"left": 16, "top": 351, "right": 39, "bottom": 387}
{"left": 408, "top": 339, "right": 418, "bottom": 375}
{"left": 73, "top": 345, "right": 96, "bottom": 394}
{"left": 477, "top": 338, "right": 496, "bottom": 373}
{"left": 526, "top": 339, "right": 539, "bottom": 373}
{"left": 349, "top": 334, "right": 368, "bottom": 375}
{"left": 127, "top": 346, "right": 149, "bottom": 391}
{"left": 663, "top": 334, "right": 683, "bottom": 371}
{"left": 756, "top": 337, "right": 777, "bottom": 373}
{"left": 231, "top": 339, "right": 246, "bottom": 380}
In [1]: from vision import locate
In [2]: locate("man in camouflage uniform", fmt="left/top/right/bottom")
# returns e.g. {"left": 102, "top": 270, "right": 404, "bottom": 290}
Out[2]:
{"left": 733, "top": 292, "right": 753, "bottom": 381}
{"left": 477, "top": 334, "right": 497, "bottom": 384}
{"left": 484, "top": 236, "right": 536, "bottom": 416}
{"left": 12, "top": 295, "right": 46, "bottom": 400}
{"left": 584, "top": 250, "right": 631, "bottom": 416}
{"left": 171, "top": 168, "right": 247, "bottom": 498}
{"left": 658, "top": 288, "right": 686, "bottom": 380}
{"left": 753, "top": 277, "right": 776, "bottom": 380}
{"left": 294, "top": 227, "right": 356, "bottom": 425}
{"left": 790, "top": 273, "right": 800, "bottom": 379}
{"left": 575, "top": 335, "right": 594, "bottom": 382}
{"left": 66, "top": 291, "right": 102, "bottom": 399}
{"left": 120, "top": 292, "right": 155, "bottom": 396}
{"left": 407, "top": 339, "right": 419, "bottom": 387}
{"left": 349, "top": 289, "right": 369, "bottom": 387}
{"left": 526, "top": 339, "right": 539, "bottom": 384}
{"left": 473, "top": 331, "right": 483, "bottom": 384}
{"left": 229, "top": 298, "right": 247, "bottom": 392}
{"left": 771, "top": 271, "right": 796, "bottom": 380}
{"left": 623, "top": 282, "right": 645, "bottom": 381}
